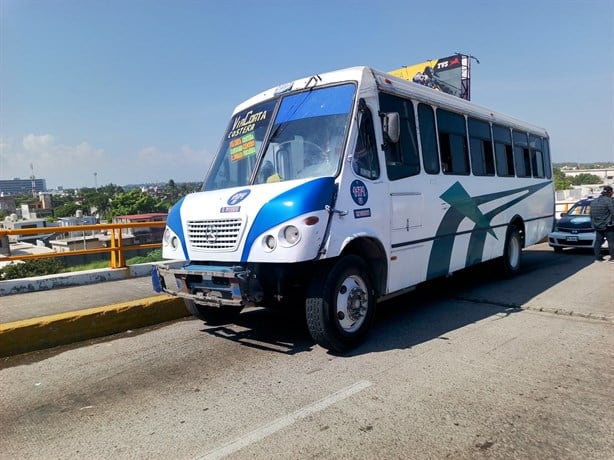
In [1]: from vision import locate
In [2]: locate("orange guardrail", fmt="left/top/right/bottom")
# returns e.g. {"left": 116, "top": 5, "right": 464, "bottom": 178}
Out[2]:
{"left": 0, "top": 221, "right": 166, "bottom": 269}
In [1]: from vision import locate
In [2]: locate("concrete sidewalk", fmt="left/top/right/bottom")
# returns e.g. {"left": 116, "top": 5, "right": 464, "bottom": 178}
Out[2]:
{"left": 0, "top": 265, "right": 190, "bottom": 358}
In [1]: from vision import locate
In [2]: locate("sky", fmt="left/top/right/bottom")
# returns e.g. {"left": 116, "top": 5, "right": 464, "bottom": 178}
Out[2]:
{"left": 1, "top": 0, "right": 613, "bottom": 190}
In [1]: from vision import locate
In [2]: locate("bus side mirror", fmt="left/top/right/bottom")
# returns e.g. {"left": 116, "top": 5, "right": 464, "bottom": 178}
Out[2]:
{"left": 383, "top": 112, "right": 400, "bottom": 144}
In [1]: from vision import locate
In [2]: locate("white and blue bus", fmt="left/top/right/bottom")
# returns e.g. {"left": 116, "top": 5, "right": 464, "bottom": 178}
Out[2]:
{"left": 152, "top": 66, "right": 554, "bottom": 352}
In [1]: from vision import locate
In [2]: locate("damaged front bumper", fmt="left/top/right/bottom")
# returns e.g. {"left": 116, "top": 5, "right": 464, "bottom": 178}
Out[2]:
{"left": 152, "top": 263, "right": 262, "bottom": 307}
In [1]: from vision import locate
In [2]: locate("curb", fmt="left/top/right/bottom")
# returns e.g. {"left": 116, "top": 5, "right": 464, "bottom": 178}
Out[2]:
{"left": 0, "top": 295, "right": 190, "bottom": 358}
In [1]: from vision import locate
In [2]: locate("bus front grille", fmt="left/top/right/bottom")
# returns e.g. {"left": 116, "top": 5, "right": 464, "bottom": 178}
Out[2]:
{"left": 187, "top": 218, "right": 244, "bottom": 251}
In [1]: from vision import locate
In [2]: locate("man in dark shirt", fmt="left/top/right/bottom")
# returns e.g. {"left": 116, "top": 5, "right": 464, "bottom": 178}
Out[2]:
{"left": 589, "top": 185, "right": 614, "bottom": 262}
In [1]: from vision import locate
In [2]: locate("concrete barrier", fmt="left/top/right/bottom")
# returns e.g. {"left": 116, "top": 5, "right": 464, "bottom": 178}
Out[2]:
{"left": 0, "top": 295, "right": 190, "bottom": 358}
{"left": 0, "top": 261, "right": 184, "bottom": 296}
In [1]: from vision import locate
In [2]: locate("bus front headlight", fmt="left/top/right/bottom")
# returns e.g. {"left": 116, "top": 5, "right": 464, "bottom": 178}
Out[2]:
{"left": 163, "top": 228, "right": 172, "bottom": 246}
{"left": 163, "top": 228, "right": 180, "bottom": 249}
{"left": 281, "top": 225, "right": 300, "bottom": 246}
{"left": 264, "top": 235, "right": 277, "bottom": 251}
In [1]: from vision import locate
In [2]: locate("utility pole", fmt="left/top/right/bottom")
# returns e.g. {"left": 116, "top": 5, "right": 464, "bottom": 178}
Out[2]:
{"left": 30, "top": 163, "right": 36, "bottom": 197}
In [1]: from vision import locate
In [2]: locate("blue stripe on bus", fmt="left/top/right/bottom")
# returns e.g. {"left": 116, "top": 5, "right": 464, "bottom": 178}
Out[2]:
{"left": 166, "top": 196, "right": 188, "bottom": 258}
{"left": 241, "top": 177, "right": 336, "bottom": 261}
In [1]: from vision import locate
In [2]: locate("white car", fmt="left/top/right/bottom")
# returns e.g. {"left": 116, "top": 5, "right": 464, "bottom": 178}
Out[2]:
{"left": 548, "top": 197, "right": 607, "bottom": 252}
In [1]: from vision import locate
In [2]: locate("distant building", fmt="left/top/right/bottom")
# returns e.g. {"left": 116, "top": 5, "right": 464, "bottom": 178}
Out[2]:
{"left": 0, "top": 178, "right": 47, "bottom": 195}
{"left": 50, "top": 236, "right": 105, "bottom": 253}
{"left": 39, "top": 192, "right": 53, "bottom": 209}
{"left": 1, "top": 218, "right": 50, "bottom": 243}
{"left": 561, "top": 168, "right": 614, "bottom": 181}
{"left": 0, "top": 196, "right": 17, "bottom": 214}
{"left": 113, "top": 213, "right": 167, "bottom": 244}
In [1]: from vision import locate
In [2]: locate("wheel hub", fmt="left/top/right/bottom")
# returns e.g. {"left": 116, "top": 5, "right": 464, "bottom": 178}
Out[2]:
{"left": 346, "top": 287, "right": 367, "bottom": 322}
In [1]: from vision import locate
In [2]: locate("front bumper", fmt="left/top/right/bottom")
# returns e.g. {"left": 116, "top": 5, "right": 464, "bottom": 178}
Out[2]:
{"left": 548, "top": 230, "right": 605, "bottom": 249}
{"left": 152, "top": 263, "right": 261, "bottom": 307}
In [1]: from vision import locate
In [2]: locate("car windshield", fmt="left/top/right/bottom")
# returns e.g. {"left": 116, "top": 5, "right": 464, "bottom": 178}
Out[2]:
{"left": 203, "top": 83, "right": 355, "bottom": 191}
{"left": 567, "top": 201, "right": 591, "bottom": 215}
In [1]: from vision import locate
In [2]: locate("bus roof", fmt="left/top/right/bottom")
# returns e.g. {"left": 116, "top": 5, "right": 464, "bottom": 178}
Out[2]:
{"left": 234, "top": 66, "right": 549, "bottom": 138}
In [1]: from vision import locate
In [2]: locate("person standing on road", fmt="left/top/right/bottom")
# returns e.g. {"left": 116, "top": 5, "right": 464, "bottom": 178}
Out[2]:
{"left": 589, "top": 185, "right": 614, "bottom": 262}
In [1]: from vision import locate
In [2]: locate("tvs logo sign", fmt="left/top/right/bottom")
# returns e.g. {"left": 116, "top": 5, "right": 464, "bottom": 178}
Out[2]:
{"left": 436, "top": 56, "right": 461, "bottom": 70}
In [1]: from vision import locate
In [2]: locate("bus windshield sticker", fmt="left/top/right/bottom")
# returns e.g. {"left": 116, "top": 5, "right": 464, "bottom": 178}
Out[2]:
{"left": 230, "top": 131, "right": 257, "bottom": 162}
{"left": 228, "top": 109, "right": 268, "bottom": 139}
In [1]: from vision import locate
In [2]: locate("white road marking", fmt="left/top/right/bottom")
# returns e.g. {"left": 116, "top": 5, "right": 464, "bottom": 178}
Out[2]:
{"left": 199, "top": 380, "right": 372, "bottom": 460}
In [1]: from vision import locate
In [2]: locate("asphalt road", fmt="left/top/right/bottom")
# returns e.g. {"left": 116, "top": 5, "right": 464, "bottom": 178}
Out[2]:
{"left": 1, "top": 245, "right": 613, "bottom": 459}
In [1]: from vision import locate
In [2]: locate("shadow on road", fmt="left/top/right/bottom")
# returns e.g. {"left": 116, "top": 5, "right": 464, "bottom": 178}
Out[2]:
{"left": 200, "top": 307, "right": 314, "bottom": 355}
{"left": 197, "top": 246, "right": 596, "bottom": 356}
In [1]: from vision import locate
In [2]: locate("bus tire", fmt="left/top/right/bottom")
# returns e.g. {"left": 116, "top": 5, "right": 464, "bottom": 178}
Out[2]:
{"left": 305, "top": 255, "right": 376, "bottom": 353}
{"left": 184, "top": 299, "right": 243, "bottom": 325}
{"left": 502, "top": 225, "right": 523, "bottom": 277}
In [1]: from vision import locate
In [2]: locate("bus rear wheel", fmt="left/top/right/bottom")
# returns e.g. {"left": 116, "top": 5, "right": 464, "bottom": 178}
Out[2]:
{"left": 184, "top": 299, "right": 243, "bottom": 325}
{"left": 305, "top": 256, "right": 376, "bottom": 353}
{"left": 502, "top": 225, "right": 523, "bottom": 276}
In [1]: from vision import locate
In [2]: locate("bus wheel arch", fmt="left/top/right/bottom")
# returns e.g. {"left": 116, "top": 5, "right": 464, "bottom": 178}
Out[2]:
{"left": 338, "top": 236, "right": 387, "bottom": 297}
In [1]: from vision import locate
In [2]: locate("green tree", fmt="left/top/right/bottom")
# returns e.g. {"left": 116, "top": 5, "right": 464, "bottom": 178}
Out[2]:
{"left": 69, "top": 183, "right": 124, "bottom": 221}
{"left": 553, "top": 168, "right": 573, "bottom": 191}
{"left": 570, "top": 173, "right": 602, "bottom": 185}
{"left": 158, "top": 180, "right": 201, "bottom": 208}
{"left": 53, "top": 201, "right": 81, "bottom": 218}
{"left": 0, "top": 258, "right": 64, "bottom": 280}
{"left": 110, "top": 189, "right": 168, "bottom": 217}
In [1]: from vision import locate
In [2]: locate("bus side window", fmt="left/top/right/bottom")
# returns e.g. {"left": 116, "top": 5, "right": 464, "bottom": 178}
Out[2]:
{"left": 378, "top": 92, "right": 420, "bottom": 180}
{"left": 529, "top": 135, "right": 545, "bottom": 178}
{"left": 437, "top": 109, "right": 469, "bottom": 175}
{"left": 493, "top": 125, "right": 514, "bottom": 177}
{"left": 353, "top": 100, "right": 380, "bottom": 180}
{"left": 468, "top": 118, "right": 495, "bottom": 176}
{"left": 418, "top": 103, "right": 439, "bottom": 174}
{"left": 513, "top": 130, "right": 531, "bottom": 178}
{"left": 543, "top": 137, "right": 552, "bottom": 179}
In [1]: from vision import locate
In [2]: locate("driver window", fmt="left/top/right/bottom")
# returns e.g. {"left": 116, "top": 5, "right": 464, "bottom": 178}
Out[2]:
{"left": 353, "top": 103, "right": 380, "bottom": 179}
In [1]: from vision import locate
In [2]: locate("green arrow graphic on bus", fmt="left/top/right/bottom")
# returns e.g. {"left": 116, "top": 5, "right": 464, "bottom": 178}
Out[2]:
{"left": 427, "top": 181, "right": 552, "bottom": 279}
{"left": 440, "top": 182, "right": 497, "bottom": 239}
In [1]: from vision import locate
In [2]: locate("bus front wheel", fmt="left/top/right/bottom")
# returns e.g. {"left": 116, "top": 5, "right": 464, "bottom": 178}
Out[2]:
{"left": 305, "top": 256, "right": 376, "bottom": 353}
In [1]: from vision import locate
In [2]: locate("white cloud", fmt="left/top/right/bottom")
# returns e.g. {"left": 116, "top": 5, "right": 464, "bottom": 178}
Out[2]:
{"left": 22, "top": 134, "right": 55, "bottom": 152}
{"left": 1, "top": 134, "right": 106, "bottom": 188}
{"left": 136, "top": 145, "right": 214, "bottom": 184}
{"left": 0, "top": 134, "right": 214, "bottom": 189}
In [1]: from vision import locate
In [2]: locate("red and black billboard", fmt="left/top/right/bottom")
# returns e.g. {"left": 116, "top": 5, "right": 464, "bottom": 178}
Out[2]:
{"left": 389, "top": 54, "right": 472, "bottom": 100}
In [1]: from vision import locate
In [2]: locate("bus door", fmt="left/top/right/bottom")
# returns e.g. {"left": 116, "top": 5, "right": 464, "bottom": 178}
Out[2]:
{"left": 388, "top": 180, "right": 425, "bottom": 291}
{"left": 378, "top": 98, "right": 427, "bottom": 292}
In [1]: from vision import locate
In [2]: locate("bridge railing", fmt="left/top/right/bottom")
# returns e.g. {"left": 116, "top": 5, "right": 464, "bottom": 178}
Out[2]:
{"left": 0, "top": 221, "right": 166, "bottom": 269}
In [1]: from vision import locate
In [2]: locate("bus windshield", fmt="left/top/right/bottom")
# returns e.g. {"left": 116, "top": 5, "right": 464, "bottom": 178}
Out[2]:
{"left": 204, "top": 83, "right": 355, "bottom": 191}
